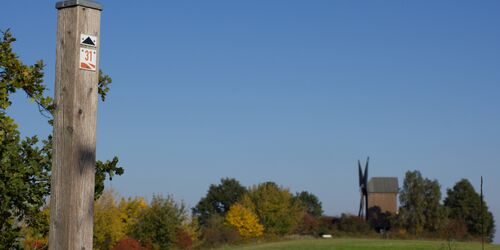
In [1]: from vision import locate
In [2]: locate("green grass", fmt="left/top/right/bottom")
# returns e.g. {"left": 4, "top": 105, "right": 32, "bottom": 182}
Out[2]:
{"left": 216, "top": 238, "right": 500, "bottom": 250}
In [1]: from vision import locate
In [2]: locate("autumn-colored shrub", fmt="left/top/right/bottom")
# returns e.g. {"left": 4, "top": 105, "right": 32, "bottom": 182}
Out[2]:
{"left": 94, "top": 189, "right": 126, "bottom": 250}
{"left": 336, "top": 214, "right": 371, "bottom": 234}
{"left": 225, "top": 203, "right": 264, "bottom": 238}
{"left": 201, "top": 215, "right": 240, "bottom": 248}
{"left": 176, "top": 227, "right": 193, "bottom": 249}
{"left": 23, "top": 237, "right": 48, "bottom": 249}
{"left": 180, "top": 218, "right": 201, "bottom": 248}
{"left": 317, "top": 216, "right": 337, "bottom": 235}
{"left": 111, "top": 237, "right": 149, "bottom": 250}
{"left": 119, "top": 196, "right": 148, "bottom": 234}
{"left": 392, "top": 227, "right": 409, "bottom": 239}
{"left": 442, "top": 219, "right": 468, "bottom": 240}
{"left": 294, "top": 213, "right": 320, "bottom": 236}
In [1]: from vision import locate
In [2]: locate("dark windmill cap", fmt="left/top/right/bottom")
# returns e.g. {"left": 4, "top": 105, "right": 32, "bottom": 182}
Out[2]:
{"left": 56, "top": 0, "right": 102, "bottom": 11}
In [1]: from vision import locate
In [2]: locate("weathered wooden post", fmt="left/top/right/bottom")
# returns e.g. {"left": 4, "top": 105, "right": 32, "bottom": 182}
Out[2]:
{"left": 49, "top": 1, "right": 102, "bottom": 249}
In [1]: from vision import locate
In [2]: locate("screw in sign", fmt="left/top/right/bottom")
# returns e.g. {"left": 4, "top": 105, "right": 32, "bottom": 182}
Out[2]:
{"left": 80, "top": 47, "right": 97, "bottom": 71}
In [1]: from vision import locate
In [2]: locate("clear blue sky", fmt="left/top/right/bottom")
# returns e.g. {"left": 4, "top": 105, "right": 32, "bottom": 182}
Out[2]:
{"left": 3, "top": 0, "right": 500, "bottom": 242}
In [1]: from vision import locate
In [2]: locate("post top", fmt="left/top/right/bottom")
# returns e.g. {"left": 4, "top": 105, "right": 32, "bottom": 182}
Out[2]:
{"left": 56, "top": 0, "right": 102, "bottom": 11}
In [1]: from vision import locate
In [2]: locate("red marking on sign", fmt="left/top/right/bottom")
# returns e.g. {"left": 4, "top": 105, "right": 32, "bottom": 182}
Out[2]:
{"left": 80, "top": 62, "right": 92, "bottom": 69}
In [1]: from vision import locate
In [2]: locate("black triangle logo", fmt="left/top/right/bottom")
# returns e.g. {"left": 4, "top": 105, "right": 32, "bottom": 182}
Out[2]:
{"left": 82, "top": 37, "right": 95, "bottom": 46}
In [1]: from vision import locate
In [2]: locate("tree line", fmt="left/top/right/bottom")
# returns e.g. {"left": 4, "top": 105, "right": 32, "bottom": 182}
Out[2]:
{"left": 17, "top": 175, "right": 496, "bottom": 249}
{"left": 87, "top": 175, "right": 496, "bottom": 249}
{"left": 395, "top": 171, "right": 495, "bottom": 242}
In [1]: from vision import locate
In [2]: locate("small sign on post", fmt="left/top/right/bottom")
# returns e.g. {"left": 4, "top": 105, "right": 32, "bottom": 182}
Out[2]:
{"left": 80, "top": 33, "right": 98, "bottom": 71}
{"left": 80, "top": 47, "right": 97, "bottom": 71}
{"left": 80, "top": 34, "right": 97, "bottom": 47}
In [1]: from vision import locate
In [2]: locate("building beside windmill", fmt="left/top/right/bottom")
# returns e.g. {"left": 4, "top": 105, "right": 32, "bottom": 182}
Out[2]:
{"left": 367, "top": 177, "right": 399, "bottom": 214}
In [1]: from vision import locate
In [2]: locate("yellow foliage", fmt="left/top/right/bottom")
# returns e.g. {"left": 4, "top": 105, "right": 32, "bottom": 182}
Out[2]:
{"left": 225, "top": 203, "right": 264, "bottom": 238}
{"left": 118, "top": 196, "right": 147, "bottom": 233}
{"left": 94, "top": 189, "right": 126, "bottom": 250}
{"left": 182, "top": 217, "right": 202, "bottom": 247}
{"left": 94, "top": 189, "right": 148, "bottom": 250}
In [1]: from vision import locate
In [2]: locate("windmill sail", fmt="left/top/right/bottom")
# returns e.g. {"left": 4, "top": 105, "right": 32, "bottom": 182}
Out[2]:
{"left": 357, "top": 157, "right": 369, "bottom": 220}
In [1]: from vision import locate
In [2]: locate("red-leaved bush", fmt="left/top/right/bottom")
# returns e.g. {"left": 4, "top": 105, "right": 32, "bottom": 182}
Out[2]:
{"left": 176, "top": 228, "right": 193, "bottom": 249}
{"left": 111, "top": 237, "right": 149, "bottom": 250}
{"left": 23, "top": 239, "right": 47, "bottom": 249}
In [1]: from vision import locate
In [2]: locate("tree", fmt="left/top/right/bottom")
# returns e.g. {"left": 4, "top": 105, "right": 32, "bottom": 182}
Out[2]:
{"left": 398, "top": 171, "right": 448, "bottom": 235}
{"left": 193, "top": 178, "right": 247, "bottom": 226}
{"left": 118, "top": 196, "right": 148, "bottom": 235}
{"left": 94, "top": 191, "right": 148, "bottom": 250}
{"left": 240, "top": 182, "right": 302, "bottom": 236}
{"left": 444, "top": 179, "right": 495, "bottom": 242}
{"left": 93, "top": 189, "right": 127, "bottom": 250}
{"left": 1, "top": 30, "right": 52, "bottom": 247}
{"left": 398, "top": 170, "right": 448, "bottom": 235}
{"left": 131, "top": 194, "right": 187, "bottom": 249}
{"left": 0, "top": 29, "right": 123, "bottom": 248}
{"left": 95, "top": 157, "right": 124, "bottom": 200}
{"left": 225, "top": 203, "right": 264, "bottom": 238}
{"left": 422, "top": 179, "right": 447, "bottom": 232}
{"left": 293, "top": 191, "right": 323, "bottom": 217}
{"left": 398, "top": 171, "right": 426, "bottom": 234}
{"left": 292, "top": 191, "right": 323, "bottom": 236}
{"left": 0, "top": 120, "right": 51, "bottom": 246}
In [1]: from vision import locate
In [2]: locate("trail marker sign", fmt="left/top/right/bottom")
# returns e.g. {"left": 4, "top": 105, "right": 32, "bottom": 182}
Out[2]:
{"left": 80, "top": 48, "right": 97, "bottom": 71}
{"left": 80, "top": 34, "right": 97, "bottom": 47}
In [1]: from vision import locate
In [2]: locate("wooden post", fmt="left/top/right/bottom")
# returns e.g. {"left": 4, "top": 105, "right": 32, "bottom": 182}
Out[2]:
{"left": 49, "top": 1, "right": 102, "bottom": 249}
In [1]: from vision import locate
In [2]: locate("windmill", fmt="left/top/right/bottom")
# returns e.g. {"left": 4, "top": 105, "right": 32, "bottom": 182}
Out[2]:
{"left": 358, "top": 157, "right": 369, "bottom": 220}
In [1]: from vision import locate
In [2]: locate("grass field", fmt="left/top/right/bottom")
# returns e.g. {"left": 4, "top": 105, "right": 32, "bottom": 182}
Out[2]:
{"left": 217, "top": 238, "right": 500, "bottom": 250}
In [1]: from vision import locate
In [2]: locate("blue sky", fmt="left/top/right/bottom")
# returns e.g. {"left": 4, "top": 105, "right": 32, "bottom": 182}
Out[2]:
{"left": 3, "top": 0, "right": 500, "bottom": 242}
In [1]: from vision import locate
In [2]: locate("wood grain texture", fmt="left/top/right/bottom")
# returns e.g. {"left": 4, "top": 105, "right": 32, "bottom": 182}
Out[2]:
{"left": 49, "top": 5, "right": 100, "bottom": 250}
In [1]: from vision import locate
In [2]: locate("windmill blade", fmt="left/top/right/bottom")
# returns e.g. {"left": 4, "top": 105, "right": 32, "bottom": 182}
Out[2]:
{"left": 358, "top": 193, "right": 364, "bottom": 217}
{"left": 358, "top": 160, "right": 363, "bottom": 186}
